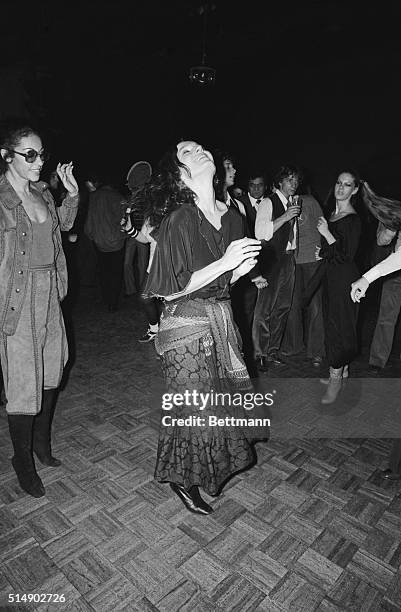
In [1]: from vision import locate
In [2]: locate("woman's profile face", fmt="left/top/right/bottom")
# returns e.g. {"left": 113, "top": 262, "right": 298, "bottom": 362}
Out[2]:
{"left": 176, "top": 141, "right": 215, "bottom": 182}
{"left": 335, "top": 172, "right": 358, "bottom": 202}
{"left": 224, "top": 159, "right": 236, "bottom": 188}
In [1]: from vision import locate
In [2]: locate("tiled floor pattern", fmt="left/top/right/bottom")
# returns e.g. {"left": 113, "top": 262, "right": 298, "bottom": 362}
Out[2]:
{"left": 0, "top": 289, "right": 400, "bottom": 611}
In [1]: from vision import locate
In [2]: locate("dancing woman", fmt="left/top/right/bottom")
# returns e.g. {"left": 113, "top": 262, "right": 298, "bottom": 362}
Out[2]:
{"left": 143, "top": 140, "right": 262, "bottom": 514}
{"left": 316, "top": 170, "right": 362, "bottom": 403}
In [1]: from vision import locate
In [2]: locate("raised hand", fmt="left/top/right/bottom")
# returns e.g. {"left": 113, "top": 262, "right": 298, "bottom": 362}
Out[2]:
{"left": 285, "top": 205, "right": 301, "bottom": 221}
{"left": 221, "top": 237, "right": 261, "bottom": 271}
{"left": 57, "top": 162, "right": 79, "bottom": 196}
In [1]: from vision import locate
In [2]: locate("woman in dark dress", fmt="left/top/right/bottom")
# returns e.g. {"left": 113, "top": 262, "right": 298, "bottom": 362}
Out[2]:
{"left": 317, "top": 170, "right": 361, "bottom": 404}
{"left": 143, "top": 140, "right": 262, "bottom": 514}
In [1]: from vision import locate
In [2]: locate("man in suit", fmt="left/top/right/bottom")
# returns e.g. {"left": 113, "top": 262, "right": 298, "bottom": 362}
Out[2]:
{"left": 234, "top": 172, "right": 269, "bottom": 372}
{"left": 280, "top": 189, "right": 325, "bottom": 365}
{"left": 253, "top": 165, "right": 302, "bottom": 371}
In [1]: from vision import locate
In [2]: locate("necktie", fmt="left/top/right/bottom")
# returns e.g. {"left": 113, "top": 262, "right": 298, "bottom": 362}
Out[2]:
{"left": 229, "top": 196, "right": 239, "bottom": 211}
{"left": 288, "top": 197, "right": 296, "bottom": 246}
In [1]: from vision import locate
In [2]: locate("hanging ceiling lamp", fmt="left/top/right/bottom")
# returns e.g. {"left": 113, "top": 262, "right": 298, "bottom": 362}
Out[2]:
{"left": 189, "top": 2, "right": 216, "bottom": 85}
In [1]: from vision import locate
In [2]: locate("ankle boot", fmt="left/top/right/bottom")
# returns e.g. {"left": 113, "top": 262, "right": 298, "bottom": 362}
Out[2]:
{"left": 33, "top": 389, "right": 61, "bottom": 467}
{"left": 321, "top": 366, "right": 343, "bottom": 404}
{"left": 169, "top": 483, "right": 214, "bottom": 515}
{"left": 320, "top": 364, "right": 349, "bottom": 385}
{"left": 8, "top": 415, "right": 45, "bottom": 497}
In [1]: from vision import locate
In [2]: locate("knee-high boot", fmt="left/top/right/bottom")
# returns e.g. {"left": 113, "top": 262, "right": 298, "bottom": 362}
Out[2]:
{"left": 8, "top": 414, "right": 45, "bottom": 497}
{"left": 33, "top": 389, "right": 61, "bottom": 467}
{"left": 321, "top": 366, "right": 343, "bottom": 404}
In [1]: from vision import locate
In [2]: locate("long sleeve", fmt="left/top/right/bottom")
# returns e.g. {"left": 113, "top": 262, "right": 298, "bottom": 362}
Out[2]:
{"left": 56, "top": 192, "right": 79, "bottom": 231}
{"left": 255, "top": 199, "right": 274, "bottom": 241}
{"left": 320, "top": 215, "right": 361, "bottom": 264}
{"left": 143, "top": 208, "right": 195, "bottom": 298}
{"left": 363, "top": 247, "right": 401, "bottom": 283}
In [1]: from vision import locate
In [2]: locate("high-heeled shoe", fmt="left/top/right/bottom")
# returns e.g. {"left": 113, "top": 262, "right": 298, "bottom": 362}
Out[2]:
{"left": 321, "top": 366, "right": 343, "bottom": 404}
{"left": 169, "top": 482, "right": 214, "bottom": 515}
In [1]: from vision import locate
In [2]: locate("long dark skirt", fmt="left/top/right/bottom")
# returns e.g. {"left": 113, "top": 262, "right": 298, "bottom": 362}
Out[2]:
{"left": 154, "top": 334, "right": 261, "bottom": 496}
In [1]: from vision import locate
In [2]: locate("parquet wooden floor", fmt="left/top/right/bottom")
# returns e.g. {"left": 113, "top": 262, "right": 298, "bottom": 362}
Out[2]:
{"left": 1, "top": 290, "right": 401, "bottom": 611}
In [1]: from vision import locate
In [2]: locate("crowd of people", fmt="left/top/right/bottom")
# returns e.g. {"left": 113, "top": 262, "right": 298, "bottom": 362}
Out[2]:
{"left": 1, "top": 118, "right": 401, "bottom": 510}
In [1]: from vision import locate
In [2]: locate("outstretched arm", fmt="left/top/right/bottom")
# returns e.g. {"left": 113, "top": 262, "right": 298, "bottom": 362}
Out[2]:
{"left": 351, "top": 248, "right": 401, "bottom": 302}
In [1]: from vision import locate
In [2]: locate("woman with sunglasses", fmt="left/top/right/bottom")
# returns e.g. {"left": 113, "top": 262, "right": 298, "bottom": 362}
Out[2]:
{"left": 0, "top": 119, "right": 79, "bottom": 497}
{"left": 143, "top": 140, "right": 263, "bottom": 514}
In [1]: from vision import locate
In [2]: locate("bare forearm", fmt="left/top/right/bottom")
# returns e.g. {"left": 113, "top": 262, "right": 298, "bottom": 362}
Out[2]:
{"left": 272, "top": 215, "right": 289, "bottom": 233}
{"left": 165, "top": 258, "right": 226, "bottom": 301}
{"left": 321, "top": 231, "right": 336, "bottom": 245}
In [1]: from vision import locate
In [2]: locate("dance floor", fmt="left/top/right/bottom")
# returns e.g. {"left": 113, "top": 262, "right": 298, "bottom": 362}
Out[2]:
{"left": 1, "top": 287, "right": 401, "bottom": 611}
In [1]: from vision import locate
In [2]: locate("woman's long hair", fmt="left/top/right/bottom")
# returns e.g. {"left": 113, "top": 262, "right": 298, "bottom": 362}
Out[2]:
{"left": 360, "top": 181, "right": 401, "bottom": 231}
{"left": 144, "top": 143, "right": 196, "bottom": 230}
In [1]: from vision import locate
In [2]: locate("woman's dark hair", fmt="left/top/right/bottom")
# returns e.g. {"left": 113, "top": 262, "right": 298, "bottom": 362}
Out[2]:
{"left": 213, "top": 149, "right": 234, "bottom": 202}
{"left": 144, "top": 142, "right": 197, "bottom": 229}
{"left": 0, "top": 118, "right": 41, "bottom": 175}
{"left": 323, "top": 169, "right": 362, "bottom": 219}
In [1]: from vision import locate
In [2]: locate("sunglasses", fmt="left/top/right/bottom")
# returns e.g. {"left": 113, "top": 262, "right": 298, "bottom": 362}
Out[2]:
{"left": 9, "top": 149, "right": 50, "bottom": 164}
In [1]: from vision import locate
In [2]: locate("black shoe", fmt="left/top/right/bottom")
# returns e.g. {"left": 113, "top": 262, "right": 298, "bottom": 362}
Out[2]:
{"left": 369, "top": 364, "right": 384, "bottom": 375}
{"left": 256, "top": 357, "right": 269, "bottom": 372}
{"left": 381, "top": 468, "right": 401, "bottom": 481}
{"left": 33, "top": 451, "right": 61, "bottom": 467}
{"left": 8, "top": 414, "right": 45, "bottom": 498}
{"left": 11, "top": 456, "right": 45, "bottom": 498}
{"left": 169, "top": 483, "right": 213, "bottom": 515}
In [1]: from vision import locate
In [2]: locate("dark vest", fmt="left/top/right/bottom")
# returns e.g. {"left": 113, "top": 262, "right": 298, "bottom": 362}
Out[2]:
{"left": 259, "top": 193, "right": 291, "bottom": 277}
{"left": 240, "top": 194, "right": 257, "bottom": 236}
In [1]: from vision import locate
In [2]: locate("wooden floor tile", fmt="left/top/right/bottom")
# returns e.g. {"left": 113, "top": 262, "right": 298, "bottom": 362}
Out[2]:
{"left": 1, "top": 292, "right": 401, "bottom": 610}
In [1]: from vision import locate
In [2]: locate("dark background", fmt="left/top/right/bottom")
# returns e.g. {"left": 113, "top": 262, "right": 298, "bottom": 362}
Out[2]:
{"left": 1, "top": 0, "right": 401, "bottom": 199}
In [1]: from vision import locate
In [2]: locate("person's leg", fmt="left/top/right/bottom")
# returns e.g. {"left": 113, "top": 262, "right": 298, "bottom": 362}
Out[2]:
{"left": 95, "top": 247, "right": 109, "bottom": 306}
{"left": 135, "top": 242, "right": 150, "bottom": 293}
{"left": 321, "top": 366, "right": 343, "bottom": 404}
{"left": 381, "top": 439, "right": 401, "bottom": 480}
{"left": 252, "top": 284, "right": 275, "bottom": 362}
{"left": 123, "top": 239, "right": 137, "bottom": 296}
{"left": 303, "top": 261, "right": 325, "bottom": 359}
{"left": 2, "top": 273, "right": 47, "bottom": 496}
{"left": 281, "top": 263, "right": 304, "bottom": 356}
{"left": 99, "top": 249, "right": 125, "bottom": 311}
{"left": 388, "top": 439, "right": 401, "bottom": 475}
{"left": 33, "top": 271, "right": 68, "bottom": 467}
{"left": 369, "top": 275, "right": 401, "bottom": 368}
{"left": 269, "top": 255, "right": 296, "bottom": 358}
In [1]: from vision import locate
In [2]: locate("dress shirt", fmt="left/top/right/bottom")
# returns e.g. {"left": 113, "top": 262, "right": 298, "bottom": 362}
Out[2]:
{"left": 255, "top": 189, "right": 297, "bottom": 250}
{"left": 248, "top": 193, "right": 264, "bottom": 211}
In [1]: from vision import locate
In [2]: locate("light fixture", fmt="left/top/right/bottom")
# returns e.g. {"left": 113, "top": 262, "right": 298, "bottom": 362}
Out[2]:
{"left": 189, "top": 3, "right": 216, "bottom": 85}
